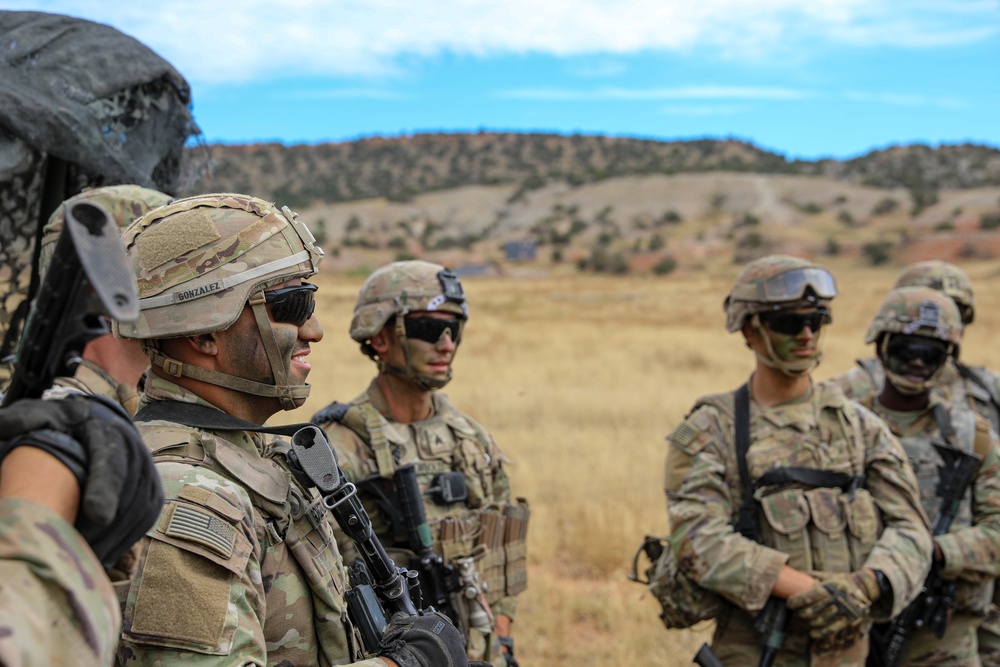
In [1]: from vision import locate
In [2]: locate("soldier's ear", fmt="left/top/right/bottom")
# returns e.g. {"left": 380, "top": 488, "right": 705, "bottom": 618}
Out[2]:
{"left": 185, "top": 332, "right": 219, "bottom": 356}
{"left": 370, "top": 327, "right": 392, "bottom": 356}
{"left": 741, "top": 319, "right": 758, "bottom": 349}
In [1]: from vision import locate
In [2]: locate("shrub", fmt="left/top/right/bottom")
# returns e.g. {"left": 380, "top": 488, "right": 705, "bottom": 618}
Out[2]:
{"left": 653, "top": 257, "right": 677, "bottom": 275}
{"left": 872, "top": 198, "right": 899, "bottom": 216}
{"left": 981, "top": 213, "right": 1000, "bottom": 230}
{"left": 862, "top": 241, "right": 892, "bottom": 266}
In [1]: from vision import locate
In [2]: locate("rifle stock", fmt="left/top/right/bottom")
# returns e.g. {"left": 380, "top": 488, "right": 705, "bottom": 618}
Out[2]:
{"left": 2, "top": 200, "right": 138, "bottom": 405}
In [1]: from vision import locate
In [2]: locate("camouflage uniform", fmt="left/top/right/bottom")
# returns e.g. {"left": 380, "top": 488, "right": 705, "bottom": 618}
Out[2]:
{"left": 829, "top": 261, "right": 1000, "bottom": 666}
{"left": 315, "top": 261, "right": 527, "bottom": 667}
{"left": 0, "top": 497, "right": 121, "bottom": 667}
{"left": 118, "top": 376, "right": 382, "bottom": 666}
{"left": 110, "top": 194, "right": 383, "bottom": 666}
{"left": 666, "top": 256, "right": 932, "bottom": 667}
{"left": 833, "top": 286, "right": 1000, "bottom": 666}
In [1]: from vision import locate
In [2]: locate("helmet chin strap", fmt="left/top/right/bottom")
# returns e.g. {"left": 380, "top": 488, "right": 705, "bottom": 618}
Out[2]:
{"left": 143, "top": 295, "right": 311, "bottom": 412}
{"left": 879, "top": 336, "right": 948, "bottom": 396}
{"left": 377, "top": 313, "right": 454, "bottom": 390}
{"left": 750, "top": 314, "right": 824, "bottom": 377}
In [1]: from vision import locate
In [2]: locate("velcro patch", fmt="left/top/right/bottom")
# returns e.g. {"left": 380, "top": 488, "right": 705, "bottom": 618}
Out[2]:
{"left": 137, "top": 208, "right": 221, "bottom": 271}
{"left": 165, "top": 504, "right": 237, "bottom": 558}
{"left": 668, "top": 421, "right": 699, "bottom": 447}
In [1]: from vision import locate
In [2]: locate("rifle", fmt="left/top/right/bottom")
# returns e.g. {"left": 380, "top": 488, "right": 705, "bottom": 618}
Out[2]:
{"left": 868, "top": 442, "right": 982, "bottom": 667}
{"left": 288, "top": 426, "right": 420, "bottom": 654}
{"left": 2, "top": 199, "right": 138, "bottom": 406}
{"left": 356, "top": 464, "right": 463, "bottom": 629}
{"left": 689, "top": 598, "right": 786, "bottom": 667}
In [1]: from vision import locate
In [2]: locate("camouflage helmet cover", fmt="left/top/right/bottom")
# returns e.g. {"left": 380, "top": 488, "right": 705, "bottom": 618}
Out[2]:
{"left": 350, "top": 260, "right": 468, "bottom": 343}
{"left": 40, "top": 184, "right": 171, "bottom": 279}
{"left": 864, "top": 286, "right": 963, "bottom": 346}
{"left": 724, "top": 255, "right": 837, "bottom": 332}
{"left": 892, "top": 260, "right": 975, "bottom": 324}
{"left": 114, "top": 193, "right": 323, "bottom": 339}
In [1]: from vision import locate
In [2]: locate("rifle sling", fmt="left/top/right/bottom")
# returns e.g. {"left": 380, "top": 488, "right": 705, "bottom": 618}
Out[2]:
{"left": 134, "top": 400, "right": 310, "bottom": 437}
{"left": 734, "top": 383, "right": 757, "bottom": 540}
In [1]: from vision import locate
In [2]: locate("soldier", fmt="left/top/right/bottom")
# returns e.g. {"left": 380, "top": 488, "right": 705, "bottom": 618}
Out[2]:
{"left": 664, "top": 255, "right": 932, "bottom": 665}
{"left": 833, "top": 261, "right": 999, "bottom": 430}
{"left": 0, "top": 394, "right": 163, "bottom": 666}
{"left": 832, "top": 286, "right": 1000, "bottom": 666}
{"left": 829, "top": 261, "right": 1000, "bottom": 666}
{"left": 313, "top": 260, "right": 528, "bottom": 667}
{"left": 40, "top": 185, "right": 172, "bottom": 415}
{"left": 111, "top": 195, "right": 470, "bottom": 667}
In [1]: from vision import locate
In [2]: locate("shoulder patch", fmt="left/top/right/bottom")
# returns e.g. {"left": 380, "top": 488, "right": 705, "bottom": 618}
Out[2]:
{"left": 165, "top": 503, "right": 237, "bottom": 559}
{"left": 669, "top": 421, "right": 699, "bottom": 447}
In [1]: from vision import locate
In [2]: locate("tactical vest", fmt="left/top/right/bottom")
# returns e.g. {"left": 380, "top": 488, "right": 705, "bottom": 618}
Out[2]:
{"left": 125, "top": 415, "right": 360, "bottom": 665}
{"left": 697, "top": 385, "right": 881, "bottom": 576}
{"left": 862, "top": 396, "right": 995, "bottom": 614}
{"left": 326, "top": 394, "right": 529, "bottom": 619}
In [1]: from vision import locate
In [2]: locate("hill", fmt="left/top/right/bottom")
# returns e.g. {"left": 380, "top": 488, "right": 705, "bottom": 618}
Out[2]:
{"left": 183, "top": 134, "right": 1000, "bottom": 274}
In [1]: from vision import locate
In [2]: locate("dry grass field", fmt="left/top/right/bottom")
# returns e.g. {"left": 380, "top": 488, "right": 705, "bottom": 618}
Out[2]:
{"left": 275, "top": 257, "right": 1000, "bottom": 666}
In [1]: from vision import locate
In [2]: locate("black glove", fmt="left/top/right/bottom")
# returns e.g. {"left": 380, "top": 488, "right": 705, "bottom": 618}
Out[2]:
{"left": 379, "top": 611, "right": 470, "bottom": 667}
{"left": 0, "top": 395, "right": 163, "bottom": 568}
{"left": 498, "top": 635, "right": 519, "bottom": 667}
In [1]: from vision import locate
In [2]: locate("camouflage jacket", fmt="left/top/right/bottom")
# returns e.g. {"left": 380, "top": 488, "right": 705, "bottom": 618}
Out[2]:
{"left": 319, "top": 379, "right": 519, "bottom": 666}
{"left": 44, "top": 359, "right": 140, "bottom": 416}
{"left": 116, "top": 376, "right": 384, "bottom": 667}
{"left": 0, "top": 498, "right": 121, "bottom": 667}
{"left": 858, "top": 394, "right": 1000, "bottom": 614}
{"left": 666, "top": 380, "right": 932, "bottom": 622}
{"left": 834, "top": 357, "right": 1000, "bottom": 434}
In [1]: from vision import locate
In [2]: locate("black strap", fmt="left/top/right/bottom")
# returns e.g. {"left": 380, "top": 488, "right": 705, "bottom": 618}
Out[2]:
{"left": 755, "top": 467, "right": 864, "bottom": 492}
{"left": 931, "top": 402, "right": 958, "bottom": 448}
{"left": 133, "top": 400, "right": 311, "bottom": 437}
{"left": 734, "top": 383, "right": 758, "bottom": 540}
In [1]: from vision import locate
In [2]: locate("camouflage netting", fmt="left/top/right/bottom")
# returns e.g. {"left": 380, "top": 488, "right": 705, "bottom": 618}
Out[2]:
{"left": 0, "top": 11, "right": 202, "bottom": 389}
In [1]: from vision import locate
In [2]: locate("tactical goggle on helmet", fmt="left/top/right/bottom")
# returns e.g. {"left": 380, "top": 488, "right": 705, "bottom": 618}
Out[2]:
{"left": 724, "top": 256, "right": 837, "bottom": 333}
{"left": 728, "top": 266, "right": 837, "bottom": 304}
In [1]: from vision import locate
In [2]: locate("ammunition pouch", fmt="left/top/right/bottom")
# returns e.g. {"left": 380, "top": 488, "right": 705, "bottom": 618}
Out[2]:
{"left": 437, "top": 498, "right": 530, "bottom": 606}
{"left": 630, "top": 535, "right": 720, "bottom": 629}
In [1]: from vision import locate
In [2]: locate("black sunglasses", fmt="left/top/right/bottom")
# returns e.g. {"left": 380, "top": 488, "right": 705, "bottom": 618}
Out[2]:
{"left": 262, "top": 282, "right": 317, "bottom": 326}
{"left": 758, "top": 308, "right": 830, "bottom": 336}
{"left": 404, "top": 316, "right": 463, "bottom": 345}
{"left": 886, "top": 335, "right": 949, "bottom": 368}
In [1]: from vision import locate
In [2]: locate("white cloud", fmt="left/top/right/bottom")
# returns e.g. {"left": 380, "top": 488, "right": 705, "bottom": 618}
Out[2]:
{"left": 14, "top": 0, "right": 1000, "bottom": 84}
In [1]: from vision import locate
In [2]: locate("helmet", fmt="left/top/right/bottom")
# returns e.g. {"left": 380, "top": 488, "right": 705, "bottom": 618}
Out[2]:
{"left": 724, "top": 255, "right": 837, "bottom": 377}
{"left": 113, "top": 193, "right": 324, "bottom": 410}
{"left": 724, "top": 255, "right": 837, "bottom": 333}
{"left": 40, "top": 185, "right": 171, "bottom": 279}
{"left": 866, "top": 286, "right": 962, "bottom": 395}
{"left": 893, "top": 260, "right": 975, "bottom": 325}
{"left": 350, "top": 260, "right": 467, "bottom": 389}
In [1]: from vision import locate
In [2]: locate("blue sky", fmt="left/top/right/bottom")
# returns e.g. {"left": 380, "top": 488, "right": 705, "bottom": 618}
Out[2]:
{"left": 14, "top": 1, "right": 1000, "bottom": 159}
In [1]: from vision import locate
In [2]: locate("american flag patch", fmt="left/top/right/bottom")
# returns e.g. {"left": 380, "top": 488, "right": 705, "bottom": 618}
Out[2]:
{"left": 165, "top": 504, "right": 237, "bottom": 558}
